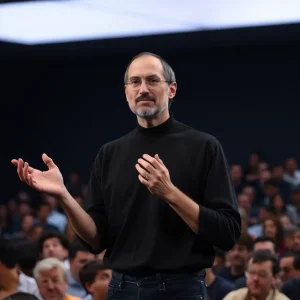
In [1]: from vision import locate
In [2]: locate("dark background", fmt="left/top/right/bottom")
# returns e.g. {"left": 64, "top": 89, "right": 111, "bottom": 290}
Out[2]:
{"left": 2, "top": 23, "right": 300, "bottom": 202}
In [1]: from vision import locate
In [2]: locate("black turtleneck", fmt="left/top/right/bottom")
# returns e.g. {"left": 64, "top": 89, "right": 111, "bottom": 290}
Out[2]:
{"left": 82, "top": 116, "right": 241, "bottom": 274}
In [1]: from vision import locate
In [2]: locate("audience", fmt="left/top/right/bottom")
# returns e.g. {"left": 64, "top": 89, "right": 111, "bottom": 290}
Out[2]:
{"left": 1, "top": 155, "right": 300, "bottom": 300}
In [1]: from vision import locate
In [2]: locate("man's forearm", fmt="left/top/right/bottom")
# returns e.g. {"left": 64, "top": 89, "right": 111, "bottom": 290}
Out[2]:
{"left": 58, "top": 189, "right": 100, "bottom": 251}
{"left": 166, "top": 186, "right": 199, "bottom": 234}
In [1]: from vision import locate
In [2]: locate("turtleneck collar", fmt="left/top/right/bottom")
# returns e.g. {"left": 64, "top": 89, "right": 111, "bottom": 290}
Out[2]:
{"left": 137, "top": 114, "right": 174, "bottom": 136}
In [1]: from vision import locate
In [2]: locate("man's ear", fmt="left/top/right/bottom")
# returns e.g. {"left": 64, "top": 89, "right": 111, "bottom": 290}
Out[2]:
{"left": 85, "top": 282, "right": 94, "bottom": 294}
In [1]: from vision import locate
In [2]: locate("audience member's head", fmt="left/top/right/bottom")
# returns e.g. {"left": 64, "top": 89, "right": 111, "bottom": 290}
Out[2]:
{"left": 242, "top": 186, "right": 256, "bottom": 205}
{"left": 228, "top": 233, "right": 253, "bottom": 271}
{"left": 279, "top": 252, "right": 300, "bottom": 283}
{"left": 280, "top": 215, "right": 292, "bottom": 229}
{"left": 69, "top": 241, "right": 95, "bottom": 282}
{"left": 247, "top": 250, "right": 279, "bottom": 299}
{"left": 79, "top": 259, "right": 112, "bottom": 300}
{"left": 16, "top": 241, "right": 39, "bottom": 278}
{"left": 284, "top": 225, "right": 300, "bottom": 252}
{"left": 263, "top": 216, "right": 284, "bottom": 250}
{"left": 263, "top": 179, "right": 280, "bottom": 199}
{"left": 38, "top": 231, "right": 69, "bottom": 261}
{"left": 285, "top": 157, "right": 298, "bottom": 175}
{"left": 34, "top": 258, "right": 69, "bottom": 300}
{"left": 37, "top": 201, "right": 52, "bottom": 222}
{"left": 271, "top": 164, "right": 285, "bottom": 180}
{"left": 2, "top": 292, "right": 39, "bottom": 300}
{"left": 0, "top": 239, "right": 19, "bottom": 291}
{"left": 253, "top": 236, "right": 276, "bottom": 254}
{"left": 20, "top": 213, "right": 34, "bottom": 234}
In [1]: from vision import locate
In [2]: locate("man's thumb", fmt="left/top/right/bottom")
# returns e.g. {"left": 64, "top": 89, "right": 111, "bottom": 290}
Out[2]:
{"left": 42, "top": 153, "right": 56, "bottom": 169}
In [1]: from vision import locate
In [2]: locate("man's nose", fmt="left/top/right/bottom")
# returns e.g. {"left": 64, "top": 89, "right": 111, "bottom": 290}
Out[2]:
{"left": 138, "top": 80, "right": 150, "bottom": 94}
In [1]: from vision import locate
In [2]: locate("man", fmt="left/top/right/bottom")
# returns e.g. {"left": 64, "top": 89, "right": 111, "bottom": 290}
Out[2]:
{"left": 67, "top": 242, "right": 95, "bottom": 298}
{"left": 0, "top": 238, "right": 40, "bottom": 299}
{"left": 234, "top": 236, "right": 276, "bottom": 289}
{"left": 279, "top": 253, "right": 300, "bottom": 283}
{"left": 79, "top": 259, "right": 112, "bottom": 300}
{"left": 12, "top": 52, "right": 241, "bottom": 299}
{"left": 33, "top": 258, "right": 81, "bottom": 300}
{"left": 216, "top": 233, "right": 253, "bottom": 283}
{"left": 224, "top": 250, "right": 289, "bottom": 300}
{"left": 38, "top": 231, "right": 70, "bottom": 270}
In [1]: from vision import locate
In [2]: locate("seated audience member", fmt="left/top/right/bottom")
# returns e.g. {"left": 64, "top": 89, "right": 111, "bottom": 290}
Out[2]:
{"left": 281, "top": 225, "right": 300, "bottom": 256}
{"left": 280, "top": 215, "right": 292, "bottom": 230}
{"left": 290, "top": 185, "right": 300, "bottom": 223}
{"left": 269, "top": 194, "right": 298, "bottom": 225}
{"left": 2, "top": 292, "right": 39, "bottom": 300}
{"left": 9, "top": 214, "right": 34, "bottom": 242}
{"left": 224, "top": 250, "right": 289, "bottom": 300}
{"left": 67, "top": 242, "right": 95, "bottom": 298}
{"left": 271, "top": 164, "right": 292, "bottom": 203}
{"left": 43, "top": 194, "right": 67, "bottom": 233}
{"left": 205, "top": 268, "right": 234, "bottom": 300}
{"left": 0, "top": 238, "right": 40, "bottom": 299}
{"left": 248, "top": 204, "right": 272, "bottom": 238}
{"left": 263, "top": 216, "right": 285, "bottom": 255}
{"left": 38, "top": 231, "right": 70, "bottom": 269}
{"left": 234, "top": 236, "right": 276, "bottom": 289}
{"left": 281, "top": 277, "right": 300, "bottom": 300}
{"left": 279, "top": 253, "right": 300, "bottom": 283}
{"left": 16, "top": 241, "right": 39, "bottom": 278}
{"left": 35, "top": 201, "right": 59, "bottom": 232}
{"left": 79, "top": 259, "right": 112, "bottom": 300}
{"left": 216, "top": 233, "right": 253, "bottom": 283}
{"left": 34, "top": 258, "right": 81, "bottom": 300}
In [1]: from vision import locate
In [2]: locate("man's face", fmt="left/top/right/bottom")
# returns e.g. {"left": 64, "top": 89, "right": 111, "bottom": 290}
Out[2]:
{"left": 285, "top": 232, "right": 300, "bottom": 251}
{"left": 38, "top": 205, "right": 51, "bottom": 221}
{"left": 89, "top": 269, "right": 112, "bottom": 300}
{"left": 264, "top": 220, "right": 277, "bottom": 239}
{"left": 238, "top": 194, "right": 251, "bottom": 210}
{"left": 124, "top": 55, "right": 176, "bottom": 120}
{"left": 70, "top": 251, "right": 95, "bottom": 282}
{"left": 279, "top": 256, "right": 295, "bottom": 283}
{"left": 247, "top": 259, "right": 276, "bottom": 298}
{"left": 37, "top": 267, "right": 68, "bottom": 300}
{"left": 254, "top": 242, "right": 275, "bottom": 254}
{"left": 231, "top": 165, "right": 242, "bottom": 182}
{"left": 259, "top": 170, "right": 271, "bottom": 184}
{"left": 22, "top": 215, "right": 34, "bottom": 232}
{"left": 43, "top": 238, "right": 68, "bottom": 260}
{"left": 272, "top": 166, "right": 284, "bottom": 179}
{"left": 286, "top": 158, "right": 297, "bottom": 173}
{"left": 263, "top": 185, "right": 279, "bottom": 198}
{"left": 228, "top": 243, "right": 250, "bottom": 268}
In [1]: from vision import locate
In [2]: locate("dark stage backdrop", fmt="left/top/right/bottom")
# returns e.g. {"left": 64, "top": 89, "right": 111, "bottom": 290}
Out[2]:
{"left": 2, "top": 23, "right": 300, "bottom": 202}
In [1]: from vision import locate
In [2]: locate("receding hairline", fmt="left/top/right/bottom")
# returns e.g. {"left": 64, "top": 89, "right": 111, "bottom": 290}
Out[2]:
{"left": 126, "top": 55, "right": 165, "bottom": 78}
{"left": 124, "top": 52, "right": 175, "bottom": 84}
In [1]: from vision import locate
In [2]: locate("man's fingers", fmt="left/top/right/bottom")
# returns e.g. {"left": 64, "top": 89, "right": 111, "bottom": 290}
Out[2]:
{"left": 155, "top": 154, "right": 164, "bottom": 165}
{"left": 137, "top": 158, "right": 156, "bottom": 174}
{"left": 11, "top": 159, "right": 18, "bottom": 167}
{"left": 17, "top": 158, "right": 25, "bottom": 181}
{"left": 135, "top": 164, "right": 149, "bottom": 180}
{"left": 142, "top": 154, "right": 161, "bottom": 169}
{"left": 42, "top": 153, "right": 56, "bottom": 170}
{"left": 24, "top": 162, "right": 30, "bottom": 183}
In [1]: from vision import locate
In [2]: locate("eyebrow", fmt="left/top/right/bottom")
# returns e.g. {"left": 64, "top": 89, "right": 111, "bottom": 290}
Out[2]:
{"left": 129, "top": 74, "right": 160, "bottom": 80}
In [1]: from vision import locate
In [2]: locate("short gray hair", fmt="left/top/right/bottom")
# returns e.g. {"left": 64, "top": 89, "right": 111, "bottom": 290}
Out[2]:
{"left": 33, "top": 258, "right": 68, "bottom": 283}
{"left": 124, "top": 52, "right": 176, "bottom": 84}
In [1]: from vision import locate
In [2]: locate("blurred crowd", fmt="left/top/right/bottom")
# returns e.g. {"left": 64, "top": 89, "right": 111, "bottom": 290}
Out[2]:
{"left": 0, "top": 152, "right": 300, "bottom": 300}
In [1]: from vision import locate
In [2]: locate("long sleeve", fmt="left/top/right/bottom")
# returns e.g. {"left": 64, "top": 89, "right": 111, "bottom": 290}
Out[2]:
{"left": 197, "top": 138, "right": 241, "bottom": 251}
{"left": 79, "top": 149, "right": 109, "bottom": 254}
